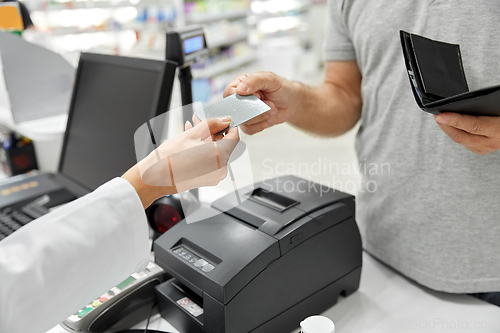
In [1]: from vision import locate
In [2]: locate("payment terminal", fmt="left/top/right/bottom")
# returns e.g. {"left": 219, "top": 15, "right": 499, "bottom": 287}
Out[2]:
{"left": 61, "top": 262, "right": 166, "bottom": 333}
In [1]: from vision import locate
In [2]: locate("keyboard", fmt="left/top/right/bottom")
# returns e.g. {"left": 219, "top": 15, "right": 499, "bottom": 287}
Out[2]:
{"left": 0, "top": 199, "right": 50, "bottom": 241}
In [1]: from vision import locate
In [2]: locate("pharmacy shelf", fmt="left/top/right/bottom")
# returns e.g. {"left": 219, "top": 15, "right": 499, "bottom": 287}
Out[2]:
{"left": 30, "top": 2, "right": 135, "bottom": 12}
{"left": 192, "top": 53, "right": 257, "bottom": 79}
{"left": 43, "top": 27, "right": 133, "bottom": 35}
{"left": 252, "top": 8, "right": 309, "bottom": 20}
{"left": 207, "top": 33, "right": 249, "bottom": 49}
{"left": 186, "top": 10, "right": 248, "bottom": 24}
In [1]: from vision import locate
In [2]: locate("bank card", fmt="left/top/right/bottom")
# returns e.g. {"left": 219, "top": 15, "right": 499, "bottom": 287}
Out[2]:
{"left": 195, "top": 94, "right": 271, "bottom": 134}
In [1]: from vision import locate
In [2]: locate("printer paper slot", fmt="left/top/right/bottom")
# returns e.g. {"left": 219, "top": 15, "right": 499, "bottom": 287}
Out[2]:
{"left": 171, "top": 280, "right": 204, "bottom": 309}
{"left": 248, "top": 188, "right": 299, "bottom": 212}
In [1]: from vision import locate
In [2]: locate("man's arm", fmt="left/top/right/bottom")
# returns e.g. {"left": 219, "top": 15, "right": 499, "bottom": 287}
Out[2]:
{"left": 288, "top": 61, "right": 362, "bottom": 136}
{"left": 223, "top": 60, "right": 362, "bottom": 136}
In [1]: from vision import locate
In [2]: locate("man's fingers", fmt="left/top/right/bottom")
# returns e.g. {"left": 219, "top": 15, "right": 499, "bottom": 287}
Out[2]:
{"left": 240, "top": 120, "right": 272, "bottom": 135}
{"left": 185, "top": 121, "right": 193, "bottom": 131}
{"left": 242, "top": 112, "right": 272, "bottom": 127}
{"left": 435, "top": 113, "right": 496, "bottom": 136}
{"left": 224, "top": 87, "right": 238, "bottom": 97}
{"left": 223, "top": 74, "right": 248, "bottom": 97}
{"left": 236, "top": 100, "right": 276, "bottom": 127}
{"left": 262, "top": 99, "right": 277, "bottom": 117}
{"left": 436, "top": 122, "right": 491, "bottom": 152}
{"left": 236, "top": 72, "right": 283, "bottom": 96}
{"left": 254, "top": 92, "right": 263, "bottom": 100}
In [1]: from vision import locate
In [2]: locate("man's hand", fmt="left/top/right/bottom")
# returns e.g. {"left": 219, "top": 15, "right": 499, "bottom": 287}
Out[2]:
{"left": 223, "top": 72, "right": 295, "bottom": 135}
{"left": 223, "top": 61, "right": 362, "bottom": 137}
{"left": 435, "top": 113, "right": 500, "bottom": 155}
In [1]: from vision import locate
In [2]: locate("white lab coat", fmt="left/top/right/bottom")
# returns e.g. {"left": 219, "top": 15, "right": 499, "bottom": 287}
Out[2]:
{"left": 0, "top": 178, "right": 151, "bottom": 333}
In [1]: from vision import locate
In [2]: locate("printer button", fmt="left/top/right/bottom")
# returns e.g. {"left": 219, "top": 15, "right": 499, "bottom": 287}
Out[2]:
{"left": 290, "top": 233, "right": 304, "bottom": 243}
{"left": 194, "top": 259, "right": 207, "bottom": 267}
{"left": 202, "top": 264, "right": 215, "bottom": 272}
{"left": 188, "top": 257, "right": 199, "bottom": 264}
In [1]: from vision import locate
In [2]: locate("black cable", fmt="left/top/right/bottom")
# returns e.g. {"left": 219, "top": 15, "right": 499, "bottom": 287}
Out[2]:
{"left": 143, "top": 301, "right": 157, "bottom": 333}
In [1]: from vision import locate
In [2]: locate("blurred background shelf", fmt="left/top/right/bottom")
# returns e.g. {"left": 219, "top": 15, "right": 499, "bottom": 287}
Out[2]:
{"left": 30, "top": 2, "right": 136, "bottom": 12}
{"left": 207, "top": 33, "right": 248, "bottom": 50}
{"left": 192, "top": 52, "right": 257, "bottom": 79}
{"left": 185, "top": 10, "right": 248, "bottom": 24}
{"left": 17, "top": 0, "right": 326, "bottom": 105}
{"left": 0, "top": 0, "right": 330, "bottom": 177}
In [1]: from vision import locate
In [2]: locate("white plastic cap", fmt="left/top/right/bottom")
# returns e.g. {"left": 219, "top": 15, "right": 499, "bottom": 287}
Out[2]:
{"left": 300, "top": 316, "right": 335, "bottom": 333}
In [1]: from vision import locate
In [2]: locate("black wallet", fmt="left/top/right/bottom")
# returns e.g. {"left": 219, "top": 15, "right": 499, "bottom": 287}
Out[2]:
{"left": 400, "top": 30, "right": 500, "bottom": 116}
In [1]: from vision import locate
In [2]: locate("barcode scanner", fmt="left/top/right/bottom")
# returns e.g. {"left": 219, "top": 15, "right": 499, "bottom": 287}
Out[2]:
{"left": 146, "top": 195, "right": 184, "bottom": 240}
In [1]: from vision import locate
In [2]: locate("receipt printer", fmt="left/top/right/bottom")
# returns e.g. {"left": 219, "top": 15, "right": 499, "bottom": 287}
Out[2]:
{"left": 153, "top": 175, "right": 362, "bottom": 333}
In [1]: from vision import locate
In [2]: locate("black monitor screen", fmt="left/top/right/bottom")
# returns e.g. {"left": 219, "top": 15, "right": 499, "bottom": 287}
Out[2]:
{"left": 59, "top": 54, "right": 169, "bottom": 191}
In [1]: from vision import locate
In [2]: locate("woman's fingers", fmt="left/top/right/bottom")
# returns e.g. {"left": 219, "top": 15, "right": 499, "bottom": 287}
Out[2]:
{"left": 189, "top": 117, "right": 232, "bottom": 140}
{"left": 192, "top": 114, "right": 202, "bottom": 126}
{"left": 223, "top": 127, "right": 239, "bottom": 141}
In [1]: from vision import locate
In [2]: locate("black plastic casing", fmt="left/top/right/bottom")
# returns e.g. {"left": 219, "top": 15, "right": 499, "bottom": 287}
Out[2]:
{"left": 154, "top": 175, "right": 362, "bottom": 333}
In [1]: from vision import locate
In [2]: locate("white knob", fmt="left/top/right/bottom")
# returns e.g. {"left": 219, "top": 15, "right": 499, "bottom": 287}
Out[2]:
{"left": 300, "top": 316, "right": 335, "bottom": 333}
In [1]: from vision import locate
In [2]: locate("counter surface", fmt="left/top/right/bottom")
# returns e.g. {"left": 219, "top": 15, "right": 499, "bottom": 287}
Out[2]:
{"left": 48, "top": 251, "right": 500, "bottom": 333}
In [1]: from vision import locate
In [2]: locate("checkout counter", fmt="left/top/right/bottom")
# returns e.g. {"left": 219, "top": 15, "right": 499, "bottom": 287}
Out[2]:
{"left": 45, "top": 174, "right": 500, "bottom": 333}
{"left": 127, "top": 252, "right": 500, "bottom": 333}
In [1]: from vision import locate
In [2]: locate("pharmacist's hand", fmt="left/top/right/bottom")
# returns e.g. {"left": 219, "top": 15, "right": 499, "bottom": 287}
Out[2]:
{"left": 123, "top": 116, "right": 239, "bottom": 208}
{"left": 435, "top": 113, "right": 500, "bottom": 155}
{"left": 223, "top": 72, "right": 294, "bottom": 135}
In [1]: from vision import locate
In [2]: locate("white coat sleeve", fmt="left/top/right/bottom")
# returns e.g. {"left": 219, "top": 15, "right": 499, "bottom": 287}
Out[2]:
{"left": 0, "top": 178, "right": 151, "bottom": 333}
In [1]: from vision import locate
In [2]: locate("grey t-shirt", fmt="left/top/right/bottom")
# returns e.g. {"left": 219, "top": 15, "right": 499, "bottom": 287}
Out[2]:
{"left": 324, "top": 0, "right": 500, "bottom": 293}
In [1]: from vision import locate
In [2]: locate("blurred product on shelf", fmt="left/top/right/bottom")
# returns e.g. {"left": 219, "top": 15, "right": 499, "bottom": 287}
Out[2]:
{"left": 250, "top": 0, "right": 309, "bottom": 16}
{"left": 0, "top": 127, "right": 38, "bottom": 176}
{"left": 184, "top": 0, "right": 248, "bottom": 17}
{"left": 249, "top": 0, "right": 311, "bottom": 48}
{"left": 246, "top": 0, "right": 325, "bottom": 83}
{"left": 191, "top": 42, "right": 254, "bottom": 76}
{"left": 203, "top": 18, "right": 248, "bottom": 49}
{"left": 25, "top": 0, "right": 179, "bottom": 54}
{"left": 191, "top": 42, "right": 256, "bottom": 103}
{"left": 180, "top": 0, "right": 254, "bottom": 103}
{"left": 0, "top": 2, "right": 25, "bottom": 36}
{"left": 23, "top": 0, "right": 253, "bottom": 56}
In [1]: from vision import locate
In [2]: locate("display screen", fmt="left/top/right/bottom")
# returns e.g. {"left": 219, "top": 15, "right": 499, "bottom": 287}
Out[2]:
{"left": 60, "top": 57, "right": 167, "bottom": 190}
{"left": 184, "top": 36, "right": 204, "bottom": 54}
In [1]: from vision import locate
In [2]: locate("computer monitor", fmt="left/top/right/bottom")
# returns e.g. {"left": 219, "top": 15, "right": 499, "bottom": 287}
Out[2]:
{"left": 58, "top": 53, "right": 176, "bottom": 191}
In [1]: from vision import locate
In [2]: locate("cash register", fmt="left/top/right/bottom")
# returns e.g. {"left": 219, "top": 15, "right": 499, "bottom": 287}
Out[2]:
{"left": 154, "top": 175, "right": 362, "bottom": 333}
